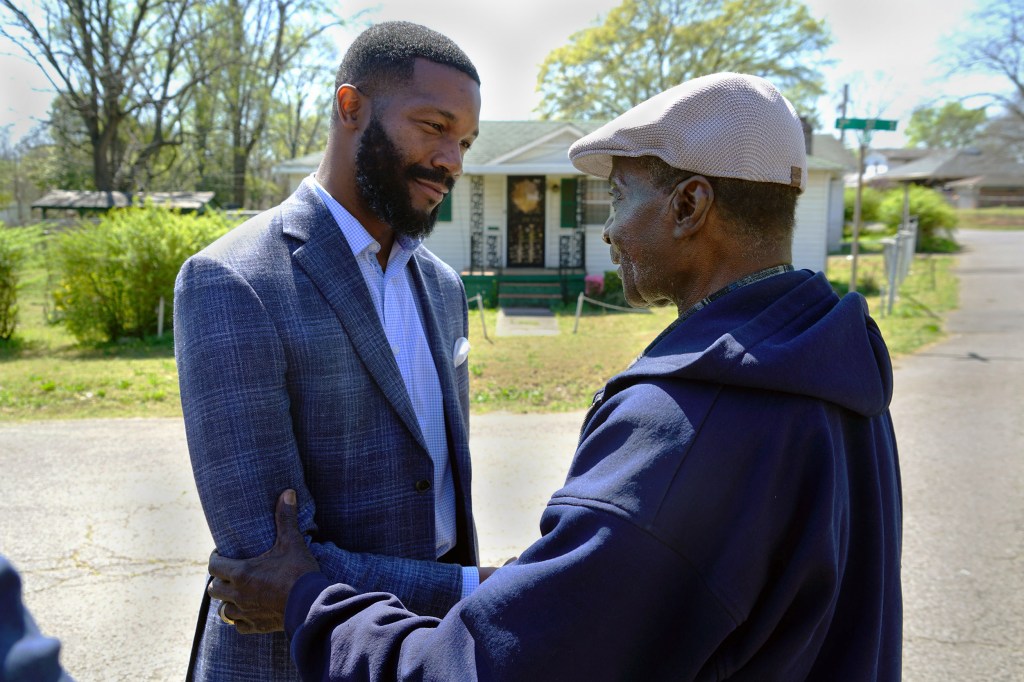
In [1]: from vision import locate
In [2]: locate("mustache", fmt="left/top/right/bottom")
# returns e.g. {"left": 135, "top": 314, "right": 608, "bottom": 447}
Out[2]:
{"left": 407, "top": 164, "right": 455, "bottom": 191}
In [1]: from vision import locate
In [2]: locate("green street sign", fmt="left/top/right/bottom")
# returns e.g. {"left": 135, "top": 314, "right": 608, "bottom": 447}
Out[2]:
{"left": 835, "top": 117, "right": 898, "bottom": 131}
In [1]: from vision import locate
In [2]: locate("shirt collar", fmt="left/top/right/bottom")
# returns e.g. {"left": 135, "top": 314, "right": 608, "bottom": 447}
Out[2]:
{"left": 677, "top": 263, "right": 794, "bottom": 325}
{"left": 306, "top": 175, "right": 423, "bottom": 261}
{"left": 640, "top": 263, "right": 795, "bottom": 357}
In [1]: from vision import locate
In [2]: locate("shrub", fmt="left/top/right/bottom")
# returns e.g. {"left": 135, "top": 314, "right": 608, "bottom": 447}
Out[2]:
{"left": 51, "top": 206, "right": 232, "bottom": 343}
{"left": 844, "top": 186, "right": 884, "bottom": 224}
{"left": 0, "top": 224, "right": 40, "bottom": 341}
{"left": 602, "top": 270, "right": 627, "bottom": 307}
{"left": 878, "top": 185, "right": 958, "bottom": 251}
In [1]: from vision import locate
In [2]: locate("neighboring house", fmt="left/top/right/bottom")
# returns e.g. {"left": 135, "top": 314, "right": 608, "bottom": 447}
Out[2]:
{"left": 810, "top": 134, "right": 857, "bottom": 252}
{"left": 274, "top": 122, "right": 844, "bottom": 304}
{"left": 869, "top": 148, "right": 1024, "bottom": 208}
{"left": 861, "top": 147, "right": 932, "bottom": 180}
{"left": 31, "top": 190, "right": 216, "bottom": 218}
{"left": 946, "top": 174, "right": 1024, "bottom": 209}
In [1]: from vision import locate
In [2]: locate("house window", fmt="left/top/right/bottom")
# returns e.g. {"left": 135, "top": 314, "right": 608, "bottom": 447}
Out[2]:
{"left": 583, "top": 178, "right": 611, "bottom": 224}
{"left": 437, "top": 190, "right": 453, "bottom": 222}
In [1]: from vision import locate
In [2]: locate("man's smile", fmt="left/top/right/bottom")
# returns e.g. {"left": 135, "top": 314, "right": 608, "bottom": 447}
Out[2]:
{"left": 413, "top": 177, "right": 448, "bottom": 203}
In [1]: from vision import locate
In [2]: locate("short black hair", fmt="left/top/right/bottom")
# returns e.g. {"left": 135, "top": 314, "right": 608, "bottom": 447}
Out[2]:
{"left": 637, "top": 156, "right": 800, "bottom": 255}
{"left": 332, "top": 21, "right": 479, "bottom": 118}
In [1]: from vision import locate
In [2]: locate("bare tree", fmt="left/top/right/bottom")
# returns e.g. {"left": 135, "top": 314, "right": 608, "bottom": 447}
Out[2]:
{"left": 275, "top": 41, "right": 333, "bottom": 162}
{"left": 207, "top": 0, "right": 339, "bottom": 207}
{"left": 954, "top": 0, "right": 1024, "bottom": 123}
{"left": 0, "top": 0, "right": 211, "bottom": 192}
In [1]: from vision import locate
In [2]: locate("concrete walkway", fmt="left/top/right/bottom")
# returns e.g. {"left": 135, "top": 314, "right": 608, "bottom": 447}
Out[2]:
{"left": 495, "top": 306, "right": 561, "bottom": 336}
{"left": 0, "top": 229, "right": 1020, "bottom": 679}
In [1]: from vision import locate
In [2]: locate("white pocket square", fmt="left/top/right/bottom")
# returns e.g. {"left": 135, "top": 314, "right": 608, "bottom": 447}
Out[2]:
{"left": 453, "top": 337, "right": 470, "bottom": 368}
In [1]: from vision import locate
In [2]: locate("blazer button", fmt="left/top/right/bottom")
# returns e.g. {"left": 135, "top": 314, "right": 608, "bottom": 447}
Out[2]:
{"left": 415, "top": 479, "right": 431, "bottom": 493}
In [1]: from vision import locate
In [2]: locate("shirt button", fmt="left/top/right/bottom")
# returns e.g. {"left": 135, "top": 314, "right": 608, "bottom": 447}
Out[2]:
{"left": 392, "top": 344, "right": 400, "bottom": 355}
{"left": 415, "top": 479, "right": 431, "bottom": 493}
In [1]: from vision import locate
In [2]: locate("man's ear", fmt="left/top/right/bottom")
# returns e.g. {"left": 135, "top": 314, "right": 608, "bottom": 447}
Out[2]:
{"left": 336, "top": 84, "right": 364, "bottom": 130}
{"left": 670, "top": 176, "right": 714, "bottom": 239}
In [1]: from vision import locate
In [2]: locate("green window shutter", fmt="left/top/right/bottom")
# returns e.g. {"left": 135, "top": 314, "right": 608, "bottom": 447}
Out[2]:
{"left": 560, "top": 178, "right": 578, "bottom": 227}
{"left": 437, "top": 191, "right": 453, "bottom": 222}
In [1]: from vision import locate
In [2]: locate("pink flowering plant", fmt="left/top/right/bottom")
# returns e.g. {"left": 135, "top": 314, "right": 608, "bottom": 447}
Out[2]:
{"left": 584, "top": 274, "right": 604, "bottom": 297}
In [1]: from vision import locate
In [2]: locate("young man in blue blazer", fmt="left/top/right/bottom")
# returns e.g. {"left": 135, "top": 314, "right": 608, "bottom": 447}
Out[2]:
{"left": 175, "top": 21, "right": 490, "bottom": 681}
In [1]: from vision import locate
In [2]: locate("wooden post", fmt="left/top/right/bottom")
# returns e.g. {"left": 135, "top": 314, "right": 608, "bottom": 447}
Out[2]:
{"left": 475, "top": 293, "right": 491, "bottom": 343}
{"left": 573, "top": 292, "right": 585, "bottom": 334}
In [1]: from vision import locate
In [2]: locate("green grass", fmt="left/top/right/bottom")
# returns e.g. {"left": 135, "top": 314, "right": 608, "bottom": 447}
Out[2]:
{"left": 955, "top": 207, "right": 1024, "bottom": 231}
{"left": 1, "top": 242, "right": 181, "bottom": 420}
{"left": 825, "top": 252, "right": 957, "bottom": 356}
{"left": 1, "top": 240, "right": 959, "bottom": 421}
{"left": 466, "top": 306, "right": 675, "bottom": 413}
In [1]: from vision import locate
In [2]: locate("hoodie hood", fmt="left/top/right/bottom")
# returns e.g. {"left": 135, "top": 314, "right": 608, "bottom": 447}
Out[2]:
{"left": 610, "top": 270, "right": 893, "bottom": 417}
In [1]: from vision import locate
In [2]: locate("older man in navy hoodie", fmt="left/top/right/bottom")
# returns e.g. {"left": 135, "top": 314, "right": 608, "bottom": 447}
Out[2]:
{"left": 208, "top": 72, "right": 903, "bottom": 681}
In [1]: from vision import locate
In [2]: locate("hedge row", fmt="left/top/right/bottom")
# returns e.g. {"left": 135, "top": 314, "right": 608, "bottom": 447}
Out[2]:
{"left": 844, "top": 185, "right": 958, "bottom": 250}
{"left": 50, "top": 207, "right": 233, "bottom": 343}
{"left": 0, "top": 224, "right": 43, "bottom": 341}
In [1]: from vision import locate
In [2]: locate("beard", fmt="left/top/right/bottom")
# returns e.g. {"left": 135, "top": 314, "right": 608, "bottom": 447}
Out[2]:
{"left": 354, "top": 114, "right": 455, "bottom": 240}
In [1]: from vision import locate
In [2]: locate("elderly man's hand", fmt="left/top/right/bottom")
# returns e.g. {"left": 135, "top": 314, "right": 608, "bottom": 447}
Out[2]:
{"left": 208, "top": 489, "right": 321, "bottom": 634}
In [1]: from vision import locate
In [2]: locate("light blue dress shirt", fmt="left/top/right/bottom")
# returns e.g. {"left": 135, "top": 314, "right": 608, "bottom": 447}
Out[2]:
{"left": 310, "top": 177, "right": 478, "bottom": 598}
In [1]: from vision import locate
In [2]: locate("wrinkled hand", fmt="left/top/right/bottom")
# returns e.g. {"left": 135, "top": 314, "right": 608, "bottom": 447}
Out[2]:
{"left": 208, "top": 489, "right": 321, "bottom": 634}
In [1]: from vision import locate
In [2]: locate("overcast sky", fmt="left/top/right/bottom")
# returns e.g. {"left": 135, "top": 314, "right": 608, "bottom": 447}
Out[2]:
{"left": 0, "top": 0, "right": 1010, "bottom": 146}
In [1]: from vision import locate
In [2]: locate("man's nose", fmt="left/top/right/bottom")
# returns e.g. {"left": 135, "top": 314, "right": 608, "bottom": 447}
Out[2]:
{"left": 433, "top": 139, "right": 463, "bottom": 180}
{"left": 601, "top": 214, "right": 614, "bottom": 244}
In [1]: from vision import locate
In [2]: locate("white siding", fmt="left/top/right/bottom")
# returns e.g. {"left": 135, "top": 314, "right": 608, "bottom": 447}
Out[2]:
{"left": 422, "top": 181, "right": 472, "bottom": 272}
{"left": 826, "top": 177, "right": 845, "bottom": 253}
{"left": 586, "top": 223, "right": 614, "bottom": 276}
{"left": 793, "top": 170, "right": 830, "bottom": 273}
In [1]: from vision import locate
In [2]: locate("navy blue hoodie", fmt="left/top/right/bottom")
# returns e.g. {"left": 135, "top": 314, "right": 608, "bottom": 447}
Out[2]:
{"left": 285, "top": 269, "right": 903, "bottom": 681}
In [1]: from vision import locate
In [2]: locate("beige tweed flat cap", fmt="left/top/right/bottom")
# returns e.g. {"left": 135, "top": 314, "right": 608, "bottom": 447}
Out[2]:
{"left": 568, "top": 72, "right": 807, "bottom": 191}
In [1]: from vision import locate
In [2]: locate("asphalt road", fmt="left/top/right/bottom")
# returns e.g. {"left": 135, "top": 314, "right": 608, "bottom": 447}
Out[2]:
{"left": 1, "top": 229, "right": 1021, "bottom": 680}
{"left": 891, "top": 229, "right": 1023, "bottom": 680}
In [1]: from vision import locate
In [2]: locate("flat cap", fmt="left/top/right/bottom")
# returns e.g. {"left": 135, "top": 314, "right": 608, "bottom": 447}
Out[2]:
{"left": 568, "top": 72, "right": 807, "bottom": 191}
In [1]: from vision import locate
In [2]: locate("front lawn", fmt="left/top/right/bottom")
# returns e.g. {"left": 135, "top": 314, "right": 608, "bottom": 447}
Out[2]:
{"left": 1, "top": 238, "right": 959, "bottom": 420}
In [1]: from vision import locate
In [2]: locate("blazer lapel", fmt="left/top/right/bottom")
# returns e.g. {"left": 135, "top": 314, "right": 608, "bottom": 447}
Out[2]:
{"left": 408, "top": 254, "right": 471, "bottom": 482}
{"left": 283, "top": 184, "right": 428, "bottom": 453}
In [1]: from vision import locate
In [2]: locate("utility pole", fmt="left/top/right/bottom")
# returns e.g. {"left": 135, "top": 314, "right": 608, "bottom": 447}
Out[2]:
{"left": 839, "top": 84, "right": 850, "bottom": 148}
{"left": 836, "top": 117, "right": 899, "bottom": 293}
{"left": 851, "top": 138, "right": 865, "bottom": 293}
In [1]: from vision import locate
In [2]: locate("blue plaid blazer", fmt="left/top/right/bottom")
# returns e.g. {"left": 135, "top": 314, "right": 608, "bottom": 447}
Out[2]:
{"left": 174, "top": 182, "right": 476, "bottom": 681}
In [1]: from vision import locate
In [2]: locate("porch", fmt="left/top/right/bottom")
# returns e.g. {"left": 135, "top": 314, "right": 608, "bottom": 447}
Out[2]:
{"left": 461, "top": 267, "right": 586, "bottom": 309}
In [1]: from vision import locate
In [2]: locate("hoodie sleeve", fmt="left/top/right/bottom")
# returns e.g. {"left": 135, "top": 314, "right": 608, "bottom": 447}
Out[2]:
{"left": 284, "top": 500, "right": 737, "bottom": 681}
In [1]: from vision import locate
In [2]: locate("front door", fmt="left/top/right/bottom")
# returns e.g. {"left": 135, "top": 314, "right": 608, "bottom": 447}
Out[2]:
{"left": 506, "top": 176, "right": 545, "bottom": 267}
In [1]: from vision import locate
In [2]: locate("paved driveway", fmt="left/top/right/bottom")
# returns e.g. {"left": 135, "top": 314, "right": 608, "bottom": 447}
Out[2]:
{"left": 0, "top": 413, "right": 583, "bottom": 680}
{"left": 891, "top": 229, "right": 1023, "bottom": 680}
{"left": 0, "top": 229, "right": 1020, "bottom": 679}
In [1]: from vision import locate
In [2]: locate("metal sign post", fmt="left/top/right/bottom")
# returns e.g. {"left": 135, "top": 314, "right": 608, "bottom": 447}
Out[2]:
{"left": 835, "top": 117, "right": 898, "bottom": 293}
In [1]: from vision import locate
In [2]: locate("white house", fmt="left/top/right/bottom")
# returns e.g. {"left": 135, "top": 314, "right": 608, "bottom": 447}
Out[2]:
{"left": 274, "top": 121, "right": 845, "bottom": 304}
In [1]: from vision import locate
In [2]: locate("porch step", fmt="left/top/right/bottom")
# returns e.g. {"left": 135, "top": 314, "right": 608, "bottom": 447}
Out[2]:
{"left": 497, "top": 281, "right": 562, "bottom": 308}
{"left": 460, "top": 269, "right": 586, "bottom": 308}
